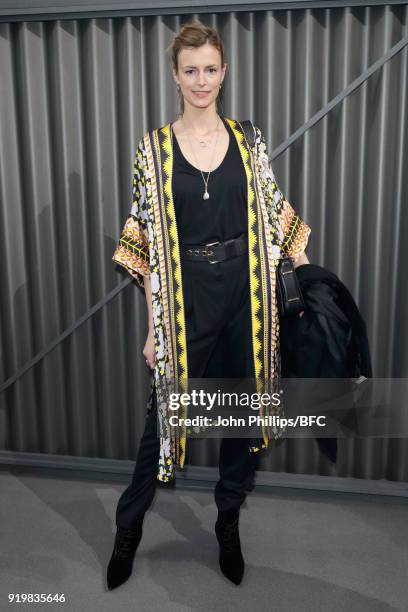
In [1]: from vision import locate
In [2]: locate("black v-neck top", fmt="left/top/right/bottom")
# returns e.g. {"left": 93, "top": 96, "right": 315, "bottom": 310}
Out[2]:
{"left": 171, "top": 115, "right": 248, "bottom": 245}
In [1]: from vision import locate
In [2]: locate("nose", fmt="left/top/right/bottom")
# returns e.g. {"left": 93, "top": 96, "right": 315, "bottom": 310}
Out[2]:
{"left": 196, "top": 70, "right": 207, "bottom": 87}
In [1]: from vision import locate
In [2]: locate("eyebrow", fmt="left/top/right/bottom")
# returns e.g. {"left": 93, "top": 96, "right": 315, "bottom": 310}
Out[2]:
{"left": 183, "top": 64, "right": 218, "bottom": 68}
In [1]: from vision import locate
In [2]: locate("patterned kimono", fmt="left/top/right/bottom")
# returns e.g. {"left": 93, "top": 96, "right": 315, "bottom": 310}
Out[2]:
{"left": 112, "top": 117, "right": 311, "bottom": 482}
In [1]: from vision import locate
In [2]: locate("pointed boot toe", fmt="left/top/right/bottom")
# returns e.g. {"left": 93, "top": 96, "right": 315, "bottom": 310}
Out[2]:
{"left": 107, "top": 522, "right": 143, "bottom": 590}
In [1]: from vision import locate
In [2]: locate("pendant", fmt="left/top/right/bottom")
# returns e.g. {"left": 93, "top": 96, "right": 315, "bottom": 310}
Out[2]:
{"left": 203, "top": 190, "right": 210, "bottom": 200}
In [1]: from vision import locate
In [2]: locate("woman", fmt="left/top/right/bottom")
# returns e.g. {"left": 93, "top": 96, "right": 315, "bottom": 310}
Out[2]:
{"left": 108, "top": 20, "right": 311, "bottom": 590}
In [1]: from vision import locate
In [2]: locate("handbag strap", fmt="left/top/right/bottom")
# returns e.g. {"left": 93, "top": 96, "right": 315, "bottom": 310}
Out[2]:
{"left": 239, "top": 120, "right": 305, "bottom": 317}
{"left": 240, "top": 119, "right": 256, "bottom": 150}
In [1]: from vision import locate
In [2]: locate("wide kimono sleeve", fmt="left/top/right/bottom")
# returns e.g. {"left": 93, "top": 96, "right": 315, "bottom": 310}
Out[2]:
{"left": 112, "top": 137, "right": 150, "bottom": 288}
{"left": 254, "top": 125, "right": 311, "bottom": 263}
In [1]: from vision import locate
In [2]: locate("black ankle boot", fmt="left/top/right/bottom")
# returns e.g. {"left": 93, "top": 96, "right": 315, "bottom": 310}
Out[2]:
{"left": 107, "top": 519, "right": 144, "bottom": 590}
{"left": 215, "top": 508, "right": 245, "bottom": 585}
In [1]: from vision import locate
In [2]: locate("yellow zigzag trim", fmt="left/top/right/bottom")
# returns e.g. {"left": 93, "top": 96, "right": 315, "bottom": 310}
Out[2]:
{"left": 226, "top": 118, "right": 263, "bottom": 380}
{"left": 160, "top": 125, "right": 188, "bottom": 384}
{"left": 160, "top": 124, "right": 187, "bottom": 468}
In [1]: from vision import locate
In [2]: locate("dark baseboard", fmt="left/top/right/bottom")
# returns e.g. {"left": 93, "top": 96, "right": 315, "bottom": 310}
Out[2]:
{"left": 0, "top": 450, "right": 407, "bottom": 499}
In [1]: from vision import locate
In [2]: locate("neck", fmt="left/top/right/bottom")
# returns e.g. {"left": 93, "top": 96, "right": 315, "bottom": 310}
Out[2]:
{"left": 180, "top": 103, "right": 221, "bottom": 134}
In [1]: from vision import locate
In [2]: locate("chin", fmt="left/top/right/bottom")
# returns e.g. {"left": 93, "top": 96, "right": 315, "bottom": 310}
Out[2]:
{"left": 187, "top": 96, "right": 216, "bottom": 108}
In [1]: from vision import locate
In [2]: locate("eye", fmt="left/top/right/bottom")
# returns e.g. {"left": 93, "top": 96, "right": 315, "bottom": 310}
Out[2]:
{"left": 209, "top": 68, "right": 217, "bottom": 73}
{"left": 185, "top": 69, "right": 194, "bottom": 75}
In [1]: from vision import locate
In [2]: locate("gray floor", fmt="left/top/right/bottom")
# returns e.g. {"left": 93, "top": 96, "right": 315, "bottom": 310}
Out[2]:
{"left": 0, "top": 470, "right": 407, "bottom": 612}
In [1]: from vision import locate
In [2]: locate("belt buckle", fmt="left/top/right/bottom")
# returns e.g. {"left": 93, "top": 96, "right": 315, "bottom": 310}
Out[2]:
{"left": 204, "top": 240, "right": 220, "bottom": 264}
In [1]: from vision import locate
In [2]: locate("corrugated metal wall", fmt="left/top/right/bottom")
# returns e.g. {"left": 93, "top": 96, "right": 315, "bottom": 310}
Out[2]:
{"left": 1, "top": 6, "right": 407, "bottom": 482}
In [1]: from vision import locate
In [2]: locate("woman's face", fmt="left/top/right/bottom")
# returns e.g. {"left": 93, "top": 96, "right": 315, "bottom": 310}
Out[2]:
{"left": 173, "top": 41, "right": 226, "bottom": 112}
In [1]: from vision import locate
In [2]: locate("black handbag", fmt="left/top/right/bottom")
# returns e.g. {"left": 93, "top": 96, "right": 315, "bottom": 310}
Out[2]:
{"left": 275, "top": 255, "right": 306, "bottom": 318}
{"left": 241, "top": 119, "right": 305, "bottom": 318}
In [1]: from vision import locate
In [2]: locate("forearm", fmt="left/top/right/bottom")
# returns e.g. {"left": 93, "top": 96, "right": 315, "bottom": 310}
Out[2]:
{"left": 143, "top": 275, "right": 154, "bottom": 332}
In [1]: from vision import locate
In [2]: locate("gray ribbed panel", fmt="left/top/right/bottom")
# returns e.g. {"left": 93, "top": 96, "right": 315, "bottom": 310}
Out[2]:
{"left": 2, "top": 1, "right": 407, "bottom": 23}
{"left": 0, "top": 6, "right": 407, "bottom": 483}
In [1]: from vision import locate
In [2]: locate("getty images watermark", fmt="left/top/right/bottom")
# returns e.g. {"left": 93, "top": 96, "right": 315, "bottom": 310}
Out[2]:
{"left": 167, "top": 388, "right": 326, "bottom": 429}
{"left": 153, "top": 377, "right": 408, "bottom": 439}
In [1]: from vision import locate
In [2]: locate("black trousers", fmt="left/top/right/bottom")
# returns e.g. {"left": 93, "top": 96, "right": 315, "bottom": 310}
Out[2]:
{"left": 116, "top": 248, "right": 259, "bottom": 529}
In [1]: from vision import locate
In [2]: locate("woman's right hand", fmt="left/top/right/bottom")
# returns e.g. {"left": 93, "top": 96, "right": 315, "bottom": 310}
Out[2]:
{"left": 143, "top": 328, "right": 156, "bottom": 370}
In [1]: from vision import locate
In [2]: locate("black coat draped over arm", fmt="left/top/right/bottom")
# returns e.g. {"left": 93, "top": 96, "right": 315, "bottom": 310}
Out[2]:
{"left": 279, "top": 263, "right": 372, "bottom": 463}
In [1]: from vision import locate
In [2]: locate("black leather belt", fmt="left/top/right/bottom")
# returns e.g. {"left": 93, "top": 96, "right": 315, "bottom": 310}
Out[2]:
{"left": 180, "top": 233, "right": 247, "bottom": 264}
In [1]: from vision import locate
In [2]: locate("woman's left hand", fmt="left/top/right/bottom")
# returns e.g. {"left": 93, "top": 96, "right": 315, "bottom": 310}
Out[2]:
{"left": 293, "top": 251, "right": 310, "bottom": 269}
